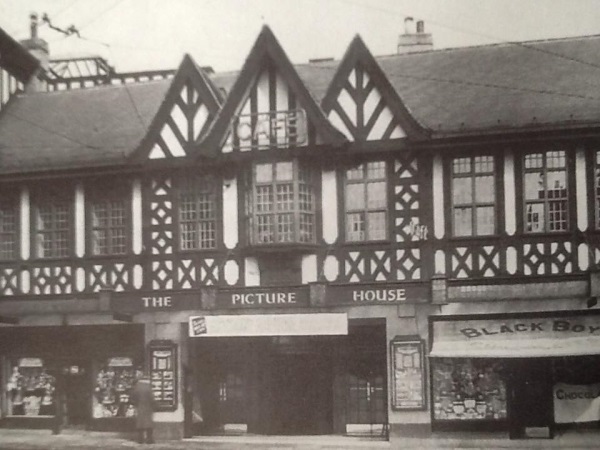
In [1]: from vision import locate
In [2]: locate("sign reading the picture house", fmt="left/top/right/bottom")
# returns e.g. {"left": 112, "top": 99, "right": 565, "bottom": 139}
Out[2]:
{"left": 216, "top": 287, "right": 309, "bottom": 309}
{"left": 232, "top": 109, "right": 307, "bottom": 150}
{"left": 326, "top": 283, "right": 430, "bottom": 305}
{"left": 148, "top": 340, "right": 177, "bottom": 412}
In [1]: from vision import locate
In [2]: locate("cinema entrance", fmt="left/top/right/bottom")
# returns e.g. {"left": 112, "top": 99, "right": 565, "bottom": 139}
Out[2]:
{"left": 187, "top": 314, "right": 388, "bottom": 436}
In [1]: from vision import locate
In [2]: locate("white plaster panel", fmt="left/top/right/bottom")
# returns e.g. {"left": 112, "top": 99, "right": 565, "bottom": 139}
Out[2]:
{"left": 223, "top": 177, "right": 239, "bottom": 249}
{"left": 321, "top": 169, "right": 338, "bottom": 244}
{"left": 506, "top": 246, "right": 517, "bottom": 275}
{"left": 20, "top": 270, "right": 30, "bottom": 294}
{"left": 328, "top": 110, "right": 353, "bottom": 141}
{"left": 503, "top": 151, "right": 516, "bottom": 235}
{"left": 244, "top": 257, "right": 260, "bottom": 286}
{"left": 75, "top": 183, "right": 85, "bottom": 258}
{"left": 76, "top": 267, "right": 86, "bottom": 292}
{"left": 20, "top": 187, "right": 30, "bottom": 260}
{"left": 578, "top": 243, "right": 590, "bottom": 271}
{"left": 225, "top": 260, "right": 240, "bottom": 286}
{"left": 323, "top": 255, "right": 339, "bottom": 282}
{"left": 132, "top": 178, "right": 143, "bottom": 255}
{"left": 275, "top": 72, "right": 288, "bottom": 113}
{"left": 193, "top": 103, "right": 209, "bottom": 140}
{"left": 576, "top": 147, "right": 588, "bottom": 231}
{"left": 337, "top": 88, "right": 357, "bottom": 127}
{"left": 367, "top": 105, "right": 395, "bottom": 141}
{"left": 160, "top": 123, "right": 185, "bottom": 157}
{"left": 434, "top": 250, "right": 446, "bottom": 275}
{"left": 133, "top": 264, "right": 143, "bottom": 289}
{"left": 301, "top": 254, "right": 318, "bottom": 284}
{"left": 433, "top": 155, "right": 445, "bottom": 239}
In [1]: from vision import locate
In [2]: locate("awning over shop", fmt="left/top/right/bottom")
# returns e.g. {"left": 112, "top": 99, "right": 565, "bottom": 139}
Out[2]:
{"left": 429, "top": 315, "right": 600, "bottom": 358}
{"left": 189, "top": 313, "right": 348, "bottom": 337}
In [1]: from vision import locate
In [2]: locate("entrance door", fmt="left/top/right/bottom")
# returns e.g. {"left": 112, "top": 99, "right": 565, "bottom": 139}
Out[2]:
{"left": 508, "top": 359, "right": 553, "bottom": 439}
{"left": 270, "top": 352, "right": 333, "bottom": 435}
{"left": 63, "top": 363, "right": 90, "bottom": 426}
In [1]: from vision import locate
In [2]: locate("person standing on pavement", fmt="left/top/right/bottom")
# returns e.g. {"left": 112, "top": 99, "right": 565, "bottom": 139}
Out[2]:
{"left": 131, "top": 374, "right": 155, "bottom": 444}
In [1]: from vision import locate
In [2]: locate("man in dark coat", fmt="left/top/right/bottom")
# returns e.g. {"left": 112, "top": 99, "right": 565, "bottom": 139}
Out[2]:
{"left": 131, "top": 375, "right": 155, "bottom": 444}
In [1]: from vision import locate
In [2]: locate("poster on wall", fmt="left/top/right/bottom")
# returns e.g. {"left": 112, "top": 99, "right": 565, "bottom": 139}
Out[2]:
{"left": 148, "top": 340, "right": 177, "bottom": 412}
{"left": 391, "top": 338, "right": 425, "bottom": 410}
{"left": 554, "top": 383, "right": 600, "bottom": 423}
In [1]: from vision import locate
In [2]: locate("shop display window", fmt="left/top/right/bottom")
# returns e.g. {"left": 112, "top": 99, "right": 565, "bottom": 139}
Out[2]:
{"left": 6, "top": 358, "right": 56, "bottom": 416}
{"left": 432, "top": 358, "right": 507, "bottom": 421}
{"left": 93, "top": 357, "right": 138, "bottom": 419}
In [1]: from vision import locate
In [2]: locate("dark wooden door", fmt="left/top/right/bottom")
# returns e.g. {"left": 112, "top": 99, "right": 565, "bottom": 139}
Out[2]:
{"left": 508, "top": 359, "right": 553, "bottom": 439}
{"left": 64, "top": 363, "right": 90, "bottom": 426}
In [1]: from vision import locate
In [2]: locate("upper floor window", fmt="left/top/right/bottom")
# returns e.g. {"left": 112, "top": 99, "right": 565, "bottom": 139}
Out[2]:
{"left": 344, "top": 161, "right": 387, "bottom": 242}
{"left": 524, "top": 150, "right": 568, "bottom": 233}
{"left": 248, "top": 160, "right": 315, "bottom": 245}
{"left": 451, "top": 156, "right": 495, "bottom": 237}
{"left": 89, "top": 186, "right": 128, "bottom": 256}
{"left": 34, "top": 191, "right": 71, "bottom": 258}
{"left": 0, "top": 195, "right": 18, "bottom": 260}
{"left": 179, "top": 176, "right": 217, "bottom": 250}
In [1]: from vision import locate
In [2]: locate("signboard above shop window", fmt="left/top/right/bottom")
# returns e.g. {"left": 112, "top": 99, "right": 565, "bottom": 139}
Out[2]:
{"left": 231, "top": 109, "right": 307, "bottom": 150}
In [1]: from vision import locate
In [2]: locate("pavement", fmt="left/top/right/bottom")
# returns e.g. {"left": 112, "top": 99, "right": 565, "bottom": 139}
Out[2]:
{"left": 0, "top": 428, "right": 600, "bottom": 449}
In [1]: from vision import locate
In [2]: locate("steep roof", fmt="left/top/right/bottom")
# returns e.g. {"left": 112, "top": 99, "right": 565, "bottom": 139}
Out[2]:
{"left": 0, "top": 80, "right": 170, "bottom": 174}
{"left": 377, "top": 35, "right": 600, "bottom": 135}
{"left": 0, "top": 26, "right": 40, "bottom": 81}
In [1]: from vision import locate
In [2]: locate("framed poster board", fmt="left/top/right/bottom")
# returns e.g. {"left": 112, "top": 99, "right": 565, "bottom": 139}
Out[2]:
{"left": 391, "top": 338, "right": 426, "bottom": 410}
{"left": 148, "top": 340, "right": 177, "bottom": 412}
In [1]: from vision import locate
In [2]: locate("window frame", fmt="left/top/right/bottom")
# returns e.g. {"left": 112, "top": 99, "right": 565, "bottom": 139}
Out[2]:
{"left": 0, "top": 189, "right": 19, "bottom": 261}
{"left": 343, "top": 160, "right": 390, "bottom": 243}
{"left": 32, "top": 186, "right": 73, "bottom": 260}
{"left": 449, "top": 155, "right": 497, "bottom": 237}
{"left": 177, "top": 174, "right": 219, "bottom": 252}
{"left": 522, "top": 150, "right": 569, "bottom": 234}
{"left": 247, "top": 159, "right": 317, "bottom": 246}
{"left": 594, "top": 150, "right": 600, "bottom": 230}
{"left": 86, "top": 181, "right": 131, "bottom": 257}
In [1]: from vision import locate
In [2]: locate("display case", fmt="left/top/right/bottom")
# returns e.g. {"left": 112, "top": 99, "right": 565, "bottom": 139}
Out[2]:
{"left": 6, "top": 358, "right": 56, "bottom": 417}
{"left": 93, "top": 357, "right": 137, "bottom": 419}
{"left": 390, "top": 338, "right": 426, "bottom": 410}
{"left": 432, "top": 358, "right": 507, "bottom": 421}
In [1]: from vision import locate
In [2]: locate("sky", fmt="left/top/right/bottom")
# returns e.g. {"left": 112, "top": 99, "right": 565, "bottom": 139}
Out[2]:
{"left": 2, "top": 0, "right": 600, "bottom": 73}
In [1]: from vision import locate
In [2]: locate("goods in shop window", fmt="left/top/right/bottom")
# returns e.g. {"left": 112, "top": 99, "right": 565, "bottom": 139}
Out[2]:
{"left": 93, "top": 358, "right": 138, "bottom": 418}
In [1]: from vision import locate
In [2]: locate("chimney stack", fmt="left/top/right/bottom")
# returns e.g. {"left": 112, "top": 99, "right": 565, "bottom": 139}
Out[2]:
{"left": 398, "top": 19, "right": 433, "bottom": 54}
{"left": 19, "top": 13, "right": 49, "bottom": 92}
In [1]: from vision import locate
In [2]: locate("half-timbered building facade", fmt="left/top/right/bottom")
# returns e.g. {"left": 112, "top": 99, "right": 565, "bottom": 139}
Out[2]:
{"left": 2, "top": 22, "right": 600, "bottom": 442}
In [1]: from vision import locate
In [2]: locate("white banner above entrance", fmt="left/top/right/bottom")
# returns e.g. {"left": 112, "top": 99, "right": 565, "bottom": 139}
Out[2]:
{"left": 188, "top": 313, "right": 348, "bottom": 337}
{"left": 430, "top": 315, "right": 600, "bottom": 358}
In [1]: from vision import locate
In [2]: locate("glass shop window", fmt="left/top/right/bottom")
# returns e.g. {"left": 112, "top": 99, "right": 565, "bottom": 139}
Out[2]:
{"left": 93, "top": 357, "right": 138, "bottom": 419}
{"left": 6, "top": 358, "right": 56, "bottom": 416}
{"left": 432, "top": 358, "right": 507, "bottom": 421}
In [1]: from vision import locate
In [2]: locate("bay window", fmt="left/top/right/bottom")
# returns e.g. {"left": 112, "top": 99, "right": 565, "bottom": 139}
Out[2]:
{"left": 248, "top": 160, "right": 315, "bottom": 245}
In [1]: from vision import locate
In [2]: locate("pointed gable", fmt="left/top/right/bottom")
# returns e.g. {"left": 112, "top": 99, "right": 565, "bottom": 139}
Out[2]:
{"left": 322, "top": 36, "right": 427, "bottom": 142}
{"left": 197, "top": 26, "right": 346, "bottom": 156}
{"left": 132, "top": 54, "right": 222, "bottom": 161}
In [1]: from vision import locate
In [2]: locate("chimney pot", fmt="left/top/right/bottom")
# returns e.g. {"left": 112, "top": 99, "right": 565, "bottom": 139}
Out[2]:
{"left": 30, "top": 12, "right": 38, "bottom": 39}
{"left": 416, "top": 20, "right": 425, "bottom": 33}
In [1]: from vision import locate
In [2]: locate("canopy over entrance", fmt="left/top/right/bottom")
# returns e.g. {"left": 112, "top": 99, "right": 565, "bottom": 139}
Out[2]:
{"left": 189, "top": 313, "right": 348, "bottom": 337}
{"left": 429, "top": 315, "right": 600, "bottom": 358}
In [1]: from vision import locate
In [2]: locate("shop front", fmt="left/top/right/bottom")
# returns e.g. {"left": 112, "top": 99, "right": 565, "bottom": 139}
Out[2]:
{"left": 429, "top": 311, "right": 600, "bottom": 439}
{"left": 0, "top": 324, "right": 144, "bottom": 432}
